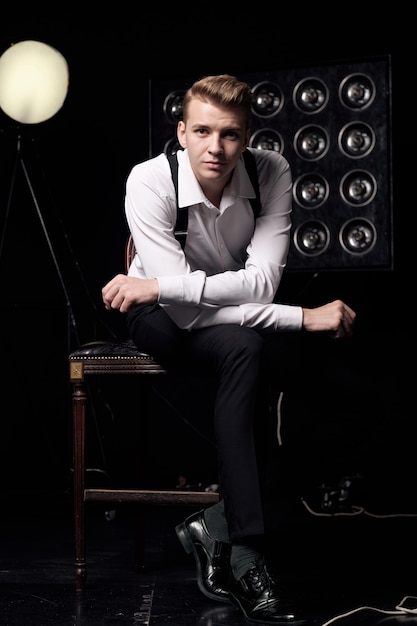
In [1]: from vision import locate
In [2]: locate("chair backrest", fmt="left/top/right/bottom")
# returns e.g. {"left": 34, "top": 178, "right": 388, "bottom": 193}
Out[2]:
{"left": 125, "top": 234, "right": 135, "bottom": 273}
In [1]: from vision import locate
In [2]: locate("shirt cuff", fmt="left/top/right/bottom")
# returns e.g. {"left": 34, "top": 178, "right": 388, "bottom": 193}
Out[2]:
{"left": 240, "top": 303, "right": 303, "bottom": 331}
{"left": 157, "top": 270, "right": 206, "bottom": 306}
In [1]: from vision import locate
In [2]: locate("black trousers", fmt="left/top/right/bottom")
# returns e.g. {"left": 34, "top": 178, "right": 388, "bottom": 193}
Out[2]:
{"left": 127, "top": 303, "right": 299, "bottom": 542}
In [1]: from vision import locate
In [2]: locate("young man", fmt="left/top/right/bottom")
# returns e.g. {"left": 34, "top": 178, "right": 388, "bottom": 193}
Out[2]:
{"left": 102, "top": 74, "right": 355, "bottom": 625}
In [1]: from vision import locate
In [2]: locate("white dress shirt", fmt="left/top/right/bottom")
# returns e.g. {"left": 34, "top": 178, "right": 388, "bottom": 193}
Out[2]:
{"left": 125, "top": 148, "right": 303, "bottom": 332}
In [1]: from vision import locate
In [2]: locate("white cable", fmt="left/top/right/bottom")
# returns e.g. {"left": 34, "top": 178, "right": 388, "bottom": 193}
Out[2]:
{"left": 301, "top": 497, "right": 417, "bottom": 519}
{"left": 301, "top": 498, "right": 365, "bottom": 517}
{"left": 321, "top": 596, "right": 417, "bottom": 626}
{"left": 275, "top": 390, "right": 417, "bottom": 521}
{"left": 276, "top": 396, "right": 417, "bottom": 625}
{"left": 396, "top": 596, "right": 417, "bottom": 614}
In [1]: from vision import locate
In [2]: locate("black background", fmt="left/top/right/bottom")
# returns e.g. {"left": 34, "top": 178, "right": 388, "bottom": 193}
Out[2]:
{"left": 0, "top": 12, "right": 412, "bottom": 510}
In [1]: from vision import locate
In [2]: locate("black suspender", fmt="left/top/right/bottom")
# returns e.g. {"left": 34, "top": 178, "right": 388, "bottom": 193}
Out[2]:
{"left": 167, "top": 152, "right": 189, "bottom": 249}
{"left": 166, "top": 149, "right": 261, "bottom": 249}
{"left": 242, "top": 149, "right": 261, "bottom": 219}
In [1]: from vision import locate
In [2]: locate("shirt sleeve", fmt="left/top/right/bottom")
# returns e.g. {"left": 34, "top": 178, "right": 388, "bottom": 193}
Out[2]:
{"left": 159, "top": 299, "right": 302, "bottom": 331}
{"left": 189, "top": 302, "right": 303, "bottom": 331}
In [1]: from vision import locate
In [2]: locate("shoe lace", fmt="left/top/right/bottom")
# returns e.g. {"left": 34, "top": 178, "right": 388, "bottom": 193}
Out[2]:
{"left": 247, "top": 564, "right": 289, "bottom": 605}
{"left": 247, "top": 563, "right": 270, "bottom": 591}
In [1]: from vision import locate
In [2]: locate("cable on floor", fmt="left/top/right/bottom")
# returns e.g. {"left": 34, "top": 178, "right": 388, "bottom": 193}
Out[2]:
{"left": 321, "top": 595, "right": 417, "bottom": 625}
{"left": 301, "top": 497, "right": 417, "bottom": 519}
{"left": 277, "top": 392, "right": 417, "bottom": 520}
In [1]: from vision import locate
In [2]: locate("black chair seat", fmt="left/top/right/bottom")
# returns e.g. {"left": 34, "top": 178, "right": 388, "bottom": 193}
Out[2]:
{"left": 70, "top": 339, "right": 150, "bottom": 359}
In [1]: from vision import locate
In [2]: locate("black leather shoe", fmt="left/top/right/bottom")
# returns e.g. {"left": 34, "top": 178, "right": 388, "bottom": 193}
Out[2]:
{"left": 175, "top": 509, "right": 231, "bottom": 603}
{"left": 228, "top": 563, "right": 309, "bottom": 625}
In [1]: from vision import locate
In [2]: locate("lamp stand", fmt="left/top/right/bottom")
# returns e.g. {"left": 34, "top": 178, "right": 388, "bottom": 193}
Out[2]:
{"left": 0, "top": 133, "right": 80, "bottom": 351}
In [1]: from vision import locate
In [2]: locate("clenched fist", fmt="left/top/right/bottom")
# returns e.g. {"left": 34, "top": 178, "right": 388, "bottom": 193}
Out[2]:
{"left": 102, "top": 274, "right": 159, "bottom": 314}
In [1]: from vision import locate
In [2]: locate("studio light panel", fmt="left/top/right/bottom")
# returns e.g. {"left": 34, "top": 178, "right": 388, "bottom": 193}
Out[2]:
{"left": 149, "top": 56, "right": 392, "bottom": 271}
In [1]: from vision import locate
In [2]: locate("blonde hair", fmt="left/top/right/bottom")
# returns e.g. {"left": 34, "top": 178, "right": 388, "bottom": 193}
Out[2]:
{"left": 182, "top": 74, "right": 253, "bottom": 126}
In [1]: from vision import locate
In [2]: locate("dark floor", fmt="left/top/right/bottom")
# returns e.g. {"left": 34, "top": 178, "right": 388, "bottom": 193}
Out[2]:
{"left": 1, "top": 489, "right": 417, "bottom": 626}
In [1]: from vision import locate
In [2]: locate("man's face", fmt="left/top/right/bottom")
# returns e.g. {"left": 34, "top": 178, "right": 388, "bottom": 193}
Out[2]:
{"left": 177, "top": 98, "right": 250, "bottom": 189}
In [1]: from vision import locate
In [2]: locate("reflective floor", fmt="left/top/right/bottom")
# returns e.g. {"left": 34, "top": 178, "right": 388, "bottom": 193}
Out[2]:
{"left": 1, "top": 491, "right": 417, "bottom": 626}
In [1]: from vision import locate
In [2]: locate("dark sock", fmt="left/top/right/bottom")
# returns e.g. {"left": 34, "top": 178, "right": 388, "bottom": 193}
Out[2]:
{"left": 230, "top": 536, "right": 265, "bottom": 580}
{"left": 203, "top": 500, "right": 230, "bottom": 543}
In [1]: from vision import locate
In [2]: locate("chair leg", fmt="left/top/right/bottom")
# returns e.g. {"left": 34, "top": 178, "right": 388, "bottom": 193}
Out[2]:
{"left": 133, "top": 379, "right": 154, "bottom": 571}
{"left": 72, "top": 380, "right": 87, "bottom": 591}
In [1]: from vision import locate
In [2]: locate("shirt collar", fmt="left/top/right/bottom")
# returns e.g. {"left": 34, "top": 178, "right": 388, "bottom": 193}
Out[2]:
{"left": 177, "top": 149, "right": 257, "bottom": 209}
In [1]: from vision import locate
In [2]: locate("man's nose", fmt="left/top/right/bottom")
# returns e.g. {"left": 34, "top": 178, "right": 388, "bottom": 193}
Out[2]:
{"left": 208, "top": 137, "right": 224, "bottom": 154}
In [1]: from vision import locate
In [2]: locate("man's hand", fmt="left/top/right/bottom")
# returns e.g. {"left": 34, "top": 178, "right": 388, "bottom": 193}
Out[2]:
{"left": 102, "top": 274, "right": 159, "bottom": 313}
{"left": 302, "top": 299, "right": 356, "bottom": 339}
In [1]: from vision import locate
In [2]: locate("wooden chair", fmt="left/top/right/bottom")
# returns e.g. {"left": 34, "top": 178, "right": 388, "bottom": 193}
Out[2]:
{"left": 69, "top": 235, "right": 219, "bottom": 591}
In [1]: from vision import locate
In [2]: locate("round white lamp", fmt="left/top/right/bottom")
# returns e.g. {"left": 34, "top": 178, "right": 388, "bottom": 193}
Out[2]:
{"left": 0, "top": 39, "right": 69, "bottom": 124}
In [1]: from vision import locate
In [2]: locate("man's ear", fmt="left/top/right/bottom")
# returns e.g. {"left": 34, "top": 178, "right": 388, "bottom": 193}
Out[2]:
{"left": 177, "top": 121, "right": 187, "bottom": 148}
